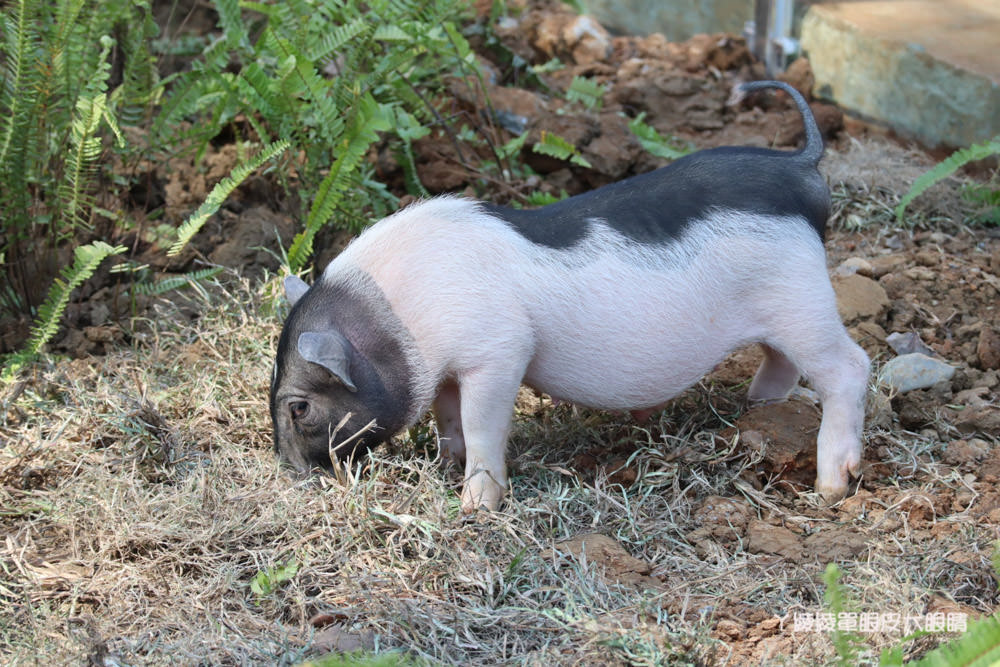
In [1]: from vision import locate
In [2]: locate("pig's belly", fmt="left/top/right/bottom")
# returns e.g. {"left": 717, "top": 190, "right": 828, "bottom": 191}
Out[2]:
{"left": 520, "top": 270, "right": 762, "bottom": 410}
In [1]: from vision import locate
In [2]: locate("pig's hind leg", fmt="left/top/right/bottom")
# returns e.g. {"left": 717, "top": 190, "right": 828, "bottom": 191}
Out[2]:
{"left": 748, "top": 344, "right": 801, "bottom": 403}
{"left": 758, "top": 285, "right": 870, "bottom": 503}
{"left": 433, "top": 381, "right": 466, "bottom": 467}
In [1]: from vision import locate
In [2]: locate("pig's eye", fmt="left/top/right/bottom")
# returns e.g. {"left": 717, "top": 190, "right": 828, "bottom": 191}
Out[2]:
{"left": 289, "top": 401, "right": 309, "bottom": 420}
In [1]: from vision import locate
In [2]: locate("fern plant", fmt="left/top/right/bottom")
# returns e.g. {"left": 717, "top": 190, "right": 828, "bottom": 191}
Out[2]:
{"left": 0, "top": 0, "right": 159, "bottom": 313}
{"left": 896, "top": 135, "right": 1000, "bottom": 223}
{"left": 154, "top": 0, "right": 478, "bottom": 272}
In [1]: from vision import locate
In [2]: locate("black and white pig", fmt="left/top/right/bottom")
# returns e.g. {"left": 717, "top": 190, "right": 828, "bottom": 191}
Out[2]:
{"left": 270, "top": 80, "right": 870, "bottom": 513}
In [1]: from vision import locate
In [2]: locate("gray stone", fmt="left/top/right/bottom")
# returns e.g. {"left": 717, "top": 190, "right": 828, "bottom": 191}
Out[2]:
{"left": 585, "top": 0, "right": 752, "bottom": 42}
{"left": 886, "top": 331, "right": 935, "bottom": 357}
{"left": 801, "top": 2, "right": 1000, "bottom": 148}
{"left": 879, "top": 353, "right": 957, "bottom": 393}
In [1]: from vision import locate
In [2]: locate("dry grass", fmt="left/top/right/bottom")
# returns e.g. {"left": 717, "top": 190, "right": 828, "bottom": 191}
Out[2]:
{"left": 822, "top": 136, "right": 973, "bottom": 234}
{"left": 2, "top": 243, "right": 998, "bottom": 665}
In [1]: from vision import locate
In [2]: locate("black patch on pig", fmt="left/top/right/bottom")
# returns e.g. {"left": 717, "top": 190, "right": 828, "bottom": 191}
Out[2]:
{"left": 271, "top": 273, "right": 415, "bottom": 470}
{"left": 483, "top": 145, "right": 829, "bottom": 248}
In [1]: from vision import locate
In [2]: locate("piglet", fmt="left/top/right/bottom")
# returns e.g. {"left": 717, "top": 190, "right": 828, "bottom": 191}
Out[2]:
{"left": 270, "top": 80, "right": 870, "bottom": 512}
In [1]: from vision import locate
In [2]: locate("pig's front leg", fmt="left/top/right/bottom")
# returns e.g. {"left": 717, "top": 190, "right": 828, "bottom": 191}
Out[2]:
{"left": 457, "top": 368, "right": 522, "bottom": 513}
{"left": 432, "top": 381, "right": 465, "bottom": 466}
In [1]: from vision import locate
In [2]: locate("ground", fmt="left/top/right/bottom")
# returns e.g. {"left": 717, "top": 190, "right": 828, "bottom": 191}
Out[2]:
{"left": 1, "top": 2, "right": 999, "bottom": 665}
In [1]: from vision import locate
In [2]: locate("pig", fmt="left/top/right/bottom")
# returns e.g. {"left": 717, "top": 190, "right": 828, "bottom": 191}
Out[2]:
{"left": 270, "top": 80, "right": 870, "bottom": 512}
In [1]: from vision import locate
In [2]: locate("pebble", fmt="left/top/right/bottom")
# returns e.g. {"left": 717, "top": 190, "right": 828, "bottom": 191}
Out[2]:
{"left": 833, "top": 257, "right": 874, "bottom": 277}
{"left": 903, "top": 266, "right": 937, "bottom": 281}
{"left": 879, "top": 353, "right": 957, "bottom": 393}
{"left": 833, "top": 274, "right": 889, "bottom": 323}
{"left": 977, "top": 327, "right": 1000, "bottom": 370}
{"left": 886, "top": 331, "right": 935, "bottom": 356}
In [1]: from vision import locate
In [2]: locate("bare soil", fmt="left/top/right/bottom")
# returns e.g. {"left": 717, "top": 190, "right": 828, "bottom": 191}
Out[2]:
{"left": 2, "top": 1, "right": 999, "bottom": 665}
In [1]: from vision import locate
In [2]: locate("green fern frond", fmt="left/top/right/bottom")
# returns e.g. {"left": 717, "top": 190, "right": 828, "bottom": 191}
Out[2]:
{"left": 214, "top": 0, "right": 248, "bottom": 49}
{"left": 0, "top": 0, "right": 39, "bottom": 171}
{"left": 236, "top": 62, "right": 284, "bottom": 121}
{"left": 112, "top": 6, "right": 160, "bottom": 126}
{"left": 904, "top": 614, "right": 1000, "bottom": 667}
{"left": 25, "top": 241, "right": 126, "bottom": 355}
{"left": 61, "top": 93, "right": 109, "bottom": 227}
{"left": 310, "top": 17, "right": 369, "bottom": 61}
{"left": 372, "top": 24, "right": 412, "bottom": 43}
{"left": 896, "top": 136, "right": 1000, "bottom": 221}
{"left": 533, "top": 131, "right": 591, "bottom": 168}
{"left": 133, "top": 267, "right": 225, "bottom": 296}
{"left": 287, "top": 95, "right": 391, "bottom": 270}
{"left": 628, "top": 112, "right": 691, "bottom": 161}
{"left": 168, "top": 139, "right": 290, "bottom": 257}
{"left": 822, "top": 564, "right": 866, "bottom": 667}
{"left": 566, "top": 75, "right": 606, "bottom": 111}
{"left": 0, "top": 0, "right": 45, "bottom": 238}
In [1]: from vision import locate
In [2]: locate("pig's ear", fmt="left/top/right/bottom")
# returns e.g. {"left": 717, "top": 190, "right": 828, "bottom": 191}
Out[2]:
{"left": 297, "top": 331, "right": 358, "bottom": 392}
{"left": 284, "top": 275, "right": 310, "bottom": 306}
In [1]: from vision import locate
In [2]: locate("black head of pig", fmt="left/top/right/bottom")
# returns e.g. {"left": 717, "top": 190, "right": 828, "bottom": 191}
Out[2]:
{"left": 270, "top": 274, "right": 414, "bottom": 473}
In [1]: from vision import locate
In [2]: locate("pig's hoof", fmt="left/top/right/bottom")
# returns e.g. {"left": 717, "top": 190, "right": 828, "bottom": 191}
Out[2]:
{"left": 460, "top": 473, "right": 505, "bottom": 514}
{"left": 815, "top": 481, "right": 849, "bottom": 505}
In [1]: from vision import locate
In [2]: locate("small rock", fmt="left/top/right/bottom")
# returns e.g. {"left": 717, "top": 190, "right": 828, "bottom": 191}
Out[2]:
{"left": 855, "top": 321, "right": 887, "bottom": 343}
{"left": 903, "top": 266, "right": 937, "bottom": 281}
{"left": 803, "top": 526, "right": 869, "bottom": 561}
{"left": 731, "top": 400, "right": 821, "bottom": 489}
{"left": 311, "top": 625, "right": 375, "bottom": 654}
{"left": 837, "top": 488, "right": 878, "bottom": 517}
{"left": 886, "top": 331, "right": 935, "bottom": 357}
{"left": 833, "top": 274, "right": 890, "bottom": 324}
{"left": 954, "top": 406, "right": 1000, "bottom": 435}
{"left": 954, "top": 386, "right": 991, "bottom": 408}
{"left": 833, "top": 257, "right": 874, "bottom": 278}
{"left": 956, "top": 320, "right": 985, "bottom": 339}
{"left": 778, "top": 57, "right": 814, "bottom": 99}
{"left": 982, "top": 370, "right": 1000, "bottom": 388}
{"left": 942, "top": 439, "right": 989, "bottom": 466}
{"left": 867, "top": 254, "right": 907, "bottom": 278}
{"left": 867, "top": 391, "right": 893, "bottom": 429}
{"left": 747, "top": 521, "right": 804, "bottom": 562}
{"left": 977, "top": 327, "right": 1000, "bottom": 370}
{"left": 879, "top": 353, "right": 956, "bottom": 393}
{"left": 548, "top": 533, "right": 659, "bottom": 588}
{"left": 713, "top": 618, "right": 744, "bottom": 641}
{"left": 693, "top": 496, "right": 751, "bottom": 538}
{"left": 563, "top": 15, "right": 612, "bottom": 65}
{"left": 914, "top": 250, "right": 940, "bottom": 267}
